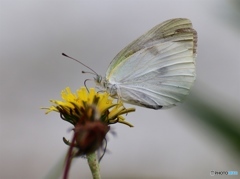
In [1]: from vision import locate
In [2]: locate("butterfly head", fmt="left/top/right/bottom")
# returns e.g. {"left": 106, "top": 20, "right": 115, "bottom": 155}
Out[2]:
{"left": 94, "top": 75, "right": 118, "bottom": 97}
{"left": 94, "top": 74, "right": 103, "bottom": 86}
{"left": 94, "top": 75, "right": 108, "bottom": 90}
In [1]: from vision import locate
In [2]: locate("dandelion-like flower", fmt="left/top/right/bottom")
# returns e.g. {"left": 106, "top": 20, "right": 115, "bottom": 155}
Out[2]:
{"left": 43, "top": 87, "right": 135, "bottom": 155}
{"left": 44, "top": 87, "right": 135, "bottom": 127}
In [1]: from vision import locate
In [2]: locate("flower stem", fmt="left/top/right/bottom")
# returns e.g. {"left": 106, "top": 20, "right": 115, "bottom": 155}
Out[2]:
{"left": 87, "top": 152, "right": 101, "bottom": 179}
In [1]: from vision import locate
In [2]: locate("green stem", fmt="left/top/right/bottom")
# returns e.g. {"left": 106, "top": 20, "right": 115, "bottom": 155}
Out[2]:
{"left": 87, "top": 152, "right": 101, "bottom": 179}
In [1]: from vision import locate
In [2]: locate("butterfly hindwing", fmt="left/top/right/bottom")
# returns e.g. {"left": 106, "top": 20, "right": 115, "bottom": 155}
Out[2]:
{"left": 105, "top": 18, "right": 197, "bottom": 109}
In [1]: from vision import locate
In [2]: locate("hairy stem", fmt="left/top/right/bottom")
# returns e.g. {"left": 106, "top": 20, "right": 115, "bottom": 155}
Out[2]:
{"left": 87, "top": 152, "right": 101, "bottom": 179}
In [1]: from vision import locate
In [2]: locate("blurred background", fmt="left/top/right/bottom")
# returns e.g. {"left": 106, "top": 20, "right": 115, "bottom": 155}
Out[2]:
{"left": 1, "top": 0, "right": 240, "bottom": 179}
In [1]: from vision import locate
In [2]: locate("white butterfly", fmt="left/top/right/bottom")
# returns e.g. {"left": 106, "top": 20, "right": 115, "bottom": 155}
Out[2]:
{"left": 94, "top": 18, "right": 197, "bottom": 109}
{"left": 64, "top": 18, "right": 197, "bottom": 109}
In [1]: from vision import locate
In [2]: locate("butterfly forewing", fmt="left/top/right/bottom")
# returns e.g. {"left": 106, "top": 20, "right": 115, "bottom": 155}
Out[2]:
{"left": 106, "top": 18, "right": 196, "bottom": 78}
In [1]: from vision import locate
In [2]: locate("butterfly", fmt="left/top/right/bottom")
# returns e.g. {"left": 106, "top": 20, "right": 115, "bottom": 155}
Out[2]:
{"left": 64, "top": 18, "right": 197, "bottom": 109}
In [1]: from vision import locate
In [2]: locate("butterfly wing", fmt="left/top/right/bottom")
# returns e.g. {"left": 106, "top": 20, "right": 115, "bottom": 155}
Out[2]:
{"left": 106, "top": 18, "right": 197, "bottom": 109}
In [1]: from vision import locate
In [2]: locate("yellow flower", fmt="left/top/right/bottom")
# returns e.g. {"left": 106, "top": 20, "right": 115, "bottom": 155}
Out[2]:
{"left": 43, "top": 87, "right": 135, "bottom": 127}
{"left": 42, "top": 87, "right": 135, "bottom": 157}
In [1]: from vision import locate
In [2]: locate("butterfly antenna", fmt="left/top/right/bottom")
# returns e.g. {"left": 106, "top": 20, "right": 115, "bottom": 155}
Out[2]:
{"left": 62, "top": 53, "right": 98, "bottom": 75}
{"left": 82, "top": 71, "right": 97, "bottom": 76}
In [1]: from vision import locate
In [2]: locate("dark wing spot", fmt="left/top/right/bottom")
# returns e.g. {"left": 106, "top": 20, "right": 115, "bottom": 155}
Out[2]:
{"left": 157, "top": 66, "right": 168, "bottom": 76}
{"left": 148, "top": 46, "right": 160, "bottom": 56}
{"left": 142, "top": 103, "right": 163, "bottom": 110}
{"left": 127, "top": 98, "right": 163, "bottom": 109}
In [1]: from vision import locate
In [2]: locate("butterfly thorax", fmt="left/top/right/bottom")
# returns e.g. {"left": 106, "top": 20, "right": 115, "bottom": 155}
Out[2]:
{"left": 94, "top": 75, "right": 118, "bottom": 97}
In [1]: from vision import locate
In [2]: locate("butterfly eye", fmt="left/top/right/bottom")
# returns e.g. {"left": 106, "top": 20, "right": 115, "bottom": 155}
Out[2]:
{"left": 99, "top": 76, "right": 102, "bottom": 82}
{"left": 94, "top": 75, "right": 101, "bottom": 84}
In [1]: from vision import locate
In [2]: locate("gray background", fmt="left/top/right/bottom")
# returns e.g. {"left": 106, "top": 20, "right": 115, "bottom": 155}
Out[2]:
{"left": 1, "top": 0, "right": 240, "bottom": 179}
